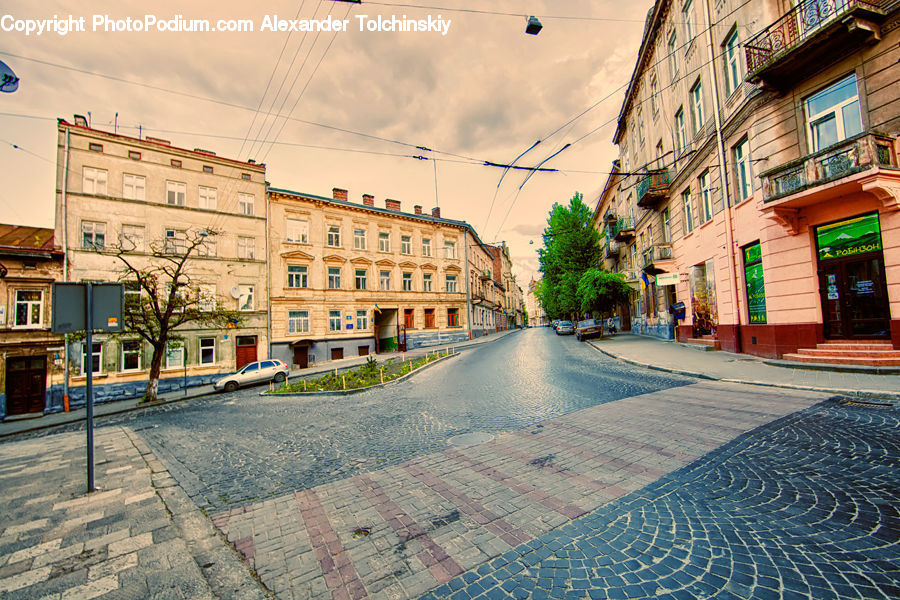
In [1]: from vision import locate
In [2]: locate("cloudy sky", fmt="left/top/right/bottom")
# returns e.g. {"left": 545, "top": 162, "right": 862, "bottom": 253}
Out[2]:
{"left": 0, "top": 0, "right": 651, "bottom": 284}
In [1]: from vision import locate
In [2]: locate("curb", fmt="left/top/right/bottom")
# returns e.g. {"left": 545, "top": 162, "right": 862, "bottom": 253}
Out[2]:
{"left": 761, "top": 358, "right": 900, "bottom": 375}
{"left": 263, "top": 352, "right": 460, "bottom": 397}
{"left": 585, "top": 340, "right": 900, "bottom": 401}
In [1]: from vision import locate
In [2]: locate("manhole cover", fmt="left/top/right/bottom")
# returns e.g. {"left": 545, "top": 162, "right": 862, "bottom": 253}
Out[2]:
{"left": 447, "top": 432, "right": 494, "bottom": 446}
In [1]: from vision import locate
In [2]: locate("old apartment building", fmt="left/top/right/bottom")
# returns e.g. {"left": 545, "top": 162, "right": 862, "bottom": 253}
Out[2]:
{"left": 268, "top": 187, "right": 471, "bottom": 367}
{"left": 55, "top": 117, "right": 268, "bottom": 403}
{"left": 594, "top": 0, "right": 900, "bottom": 363}
{"left": 0, "top": 225, "right": 64, "bottom": 419}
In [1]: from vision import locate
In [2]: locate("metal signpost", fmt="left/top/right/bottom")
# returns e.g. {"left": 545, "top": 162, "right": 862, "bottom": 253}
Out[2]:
{"left": 52, "top": 282, "right": 124, "bottom": 492}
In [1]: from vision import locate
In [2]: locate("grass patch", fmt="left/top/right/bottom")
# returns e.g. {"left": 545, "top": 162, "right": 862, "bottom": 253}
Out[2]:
{"left": 272, "top": 351, "right": 453, "bottom": 393}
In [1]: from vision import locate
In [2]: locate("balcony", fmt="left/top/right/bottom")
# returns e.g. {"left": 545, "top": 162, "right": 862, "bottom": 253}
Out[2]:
{"left": 761, "top": 132, "right": 896, "bottom": 202}
{"left": 604, "top": 239, "right": 620, "bottom": 259}
{"left": 744, "top": 0, "right": 887, "bottom": 89}
{"left": 612, "top": 217, "right": 635, "bottom": 242}
{"left": 479, "top": 269, "right": 492, "bottom": 281}
{"left": 636, "top": 169, "right": 670, "bottom": 209}
{"left": 641, "top": 244, "right": 674, "bottom": 274}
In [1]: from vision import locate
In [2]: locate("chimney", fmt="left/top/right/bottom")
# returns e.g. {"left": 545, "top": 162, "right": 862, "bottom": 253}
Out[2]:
{"left": 385, "top": 199, "right": 401, "bottom": 212}
{"left": 333, "top": 187, "right": 348, "bottom": 201}
{"left": 414, "top": 205, "right": 423, "bottom": 215}
{"left": 431, "top": 207, "right": 441, "bottom": 218}
{"left": 362, "top": 194, "right": 374, "bottom": 207}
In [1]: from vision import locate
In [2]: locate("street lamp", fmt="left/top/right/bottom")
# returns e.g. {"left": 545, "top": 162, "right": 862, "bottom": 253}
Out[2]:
{"left": 525, "top": 16, "right": 543, "bottom": 35}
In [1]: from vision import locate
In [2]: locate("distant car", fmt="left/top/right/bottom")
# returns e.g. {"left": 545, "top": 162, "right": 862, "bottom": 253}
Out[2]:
{"left": 575, "top": 319, "right": 603, "bottom": 341}
{"left": 555, "top": 320, "right": 575, "bottom": 335}
{"left": 214, "top": 359, "right": 290, "bottom": 393}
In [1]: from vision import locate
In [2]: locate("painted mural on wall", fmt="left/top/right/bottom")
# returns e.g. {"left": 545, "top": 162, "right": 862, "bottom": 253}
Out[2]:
{"left": 690, "top": 259, "right": 718, "bottom": 337}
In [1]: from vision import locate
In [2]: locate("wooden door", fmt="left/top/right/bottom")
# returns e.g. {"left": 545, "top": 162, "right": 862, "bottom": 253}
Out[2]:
{"left": 235, "top": 336, "right": 258, "bottom": 369}
{"left": 5, "top": 356, "right": 46, "bottom": 415}
{"left": 293, "top": 346, "right": 308, "bottom": 369}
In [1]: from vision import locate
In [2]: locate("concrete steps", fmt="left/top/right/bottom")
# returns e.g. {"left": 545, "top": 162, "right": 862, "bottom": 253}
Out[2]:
{"left": 685, "top": 336, "right": 721, "bottom": 351}
{"left": 783, "top": 340, "right": 900, "bottom": 367}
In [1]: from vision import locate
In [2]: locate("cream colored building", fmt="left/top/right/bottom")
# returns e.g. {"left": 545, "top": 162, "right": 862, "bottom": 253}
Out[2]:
{"left": 268, "top": 187, "right": 470, "bottom": 366}
{"left": 467, "top": 232, "right": 502, "bottom": 336}
{"left": 55, "top": 117, "right": 268, "bottom": 402}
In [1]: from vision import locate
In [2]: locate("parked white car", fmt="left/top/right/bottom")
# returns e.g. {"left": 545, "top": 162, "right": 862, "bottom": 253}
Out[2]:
{"left": 214, "top": 360, "right": 290, "bottom": 393}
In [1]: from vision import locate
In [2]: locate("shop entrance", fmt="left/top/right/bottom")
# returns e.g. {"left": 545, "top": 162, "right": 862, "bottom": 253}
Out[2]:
{"left": 816, "top": 213, "right": 890, "bottom": 340}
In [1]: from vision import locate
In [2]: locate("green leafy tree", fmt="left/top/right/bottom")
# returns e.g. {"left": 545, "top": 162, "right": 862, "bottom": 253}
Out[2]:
{"left": 114, "top": 229, "right": 243, "bottom": 402}
{"left": 537, "top": 192, "right": 602, "bottom": 320}
{"left": 578, "top": 268, "right": 634, "bottom": 318}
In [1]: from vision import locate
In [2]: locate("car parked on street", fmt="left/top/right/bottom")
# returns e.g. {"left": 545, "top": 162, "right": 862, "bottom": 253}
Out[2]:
{"left": 575, "top": 319, "right": 603, "bottom": 341}
{"left": 555, "top": 320, "right": 575, "bottom": 335}
{"left": 214, "top": 359, "right": 290, "bottom": 392}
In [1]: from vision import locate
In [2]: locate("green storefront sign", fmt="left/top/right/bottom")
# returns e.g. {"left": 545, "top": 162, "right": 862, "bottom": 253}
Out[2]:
{"left": 743, "top": 242, "right": 767, "bottom": 324}
{"left": 816, "top": 213, "right": 882, "bottom": 261}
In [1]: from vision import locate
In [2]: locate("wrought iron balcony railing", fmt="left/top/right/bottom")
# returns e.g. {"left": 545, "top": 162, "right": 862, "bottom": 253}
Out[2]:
{"left": 636, "top": 169, "right": 671, "bottom": 208}
{"left": 641, "top": 244, "right": 674, "bottom": 270}
{"left": 612, "top": 217, "right": 635, "bottom": 241}
{"left": 744, "top": 0, "right": 885, "bottom": 80}
{"left": 761, "top": 132, "right": 896, "bottom": 202}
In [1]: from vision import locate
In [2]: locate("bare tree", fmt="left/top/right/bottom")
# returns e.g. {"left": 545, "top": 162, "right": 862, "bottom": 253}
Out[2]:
{"left": 114, "top": 229, "right": 241, "bottom": 402}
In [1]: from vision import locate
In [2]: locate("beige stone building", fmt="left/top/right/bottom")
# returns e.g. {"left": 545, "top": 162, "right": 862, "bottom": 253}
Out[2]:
{"left": 0, "top": 225, "right": 65, "bottom": 419}
{"left": 268, "top": 187, "right": 471, "bottom": 366}
{"left": 467, "top": 232, "right": 503, "bottom": 336}
{"left": 55, "top": 117, "right": 268, "bottom": 403}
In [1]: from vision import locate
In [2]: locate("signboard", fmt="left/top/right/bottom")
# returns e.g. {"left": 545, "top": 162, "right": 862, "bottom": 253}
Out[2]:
{"left": 743, "top": 242, "right": 767, "bottom": 324}
{"left": 51, "top": 283, "right": 124, "bottom": 333}
{"left": 655, "top": 273, "right": 679, "bottom": 286}
{"left": 856, "top": 280, "right": 875, "bottom": 295}
{"left": 816, "top": 213, "right": 882, "bottom": 261}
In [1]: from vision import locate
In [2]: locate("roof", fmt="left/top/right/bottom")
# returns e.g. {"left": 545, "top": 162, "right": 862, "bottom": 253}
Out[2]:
{"left": 0, "top": 224, "right": 62, "bottom": 259}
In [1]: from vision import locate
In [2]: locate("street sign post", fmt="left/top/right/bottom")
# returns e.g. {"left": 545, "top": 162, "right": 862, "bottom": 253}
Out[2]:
{"left": 52, "top": 282, "right": 124, "bottom": 492}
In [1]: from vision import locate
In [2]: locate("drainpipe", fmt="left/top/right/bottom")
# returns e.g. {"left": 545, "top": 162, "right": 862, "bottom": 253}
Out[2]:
{"left": 62, "top": 128, "right": 70, "bottom": 410}
{"left": 265, "top": 183, "right": 272, "bottom": 359}
{"left": 464, "top": 227, "right": 472, "bottom": 340}
{"left": 703, "top": 0, "right": 742, "bottom": 351}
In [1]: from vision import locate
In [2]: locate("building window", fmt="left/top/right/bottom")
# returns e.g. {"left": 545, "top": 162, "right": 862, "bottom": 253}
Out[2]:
{"left": 805, "top": 73, "right": 863, "bottom": 152}
{"left": 734, "top": 137, "right": 753, "bottom": 202}
{"left": 14, "top": 290, "right": 42, "bottom": 327}
{"left": 239, "top": 285, "right": 254, "bottom": 311}
{"left": 121, "top": 340, "right": 141, "bottom": 372}
{"left": 171, "top": 159, "right": 182, "bottom": 168}
{"left": 354, "top": 228, "right": 367, "bottom": 250}
{"left": 650, "top": 76, "right": 659, "bottom": 117}
{"left": 199, "top": 337, "right": 216, "bottom": 364}
{"left": 448, "top": 308, "right": 459, "bottom": 327}
{"left": 237, "top": 236, "right": 254, "bottom": 259}
{"left": 121, "top": 224, "right": 144, "bottom": 251}
{"left": 743, "top": 242, "right": 767, "bottom": 324}
{"left": 89, "top": 143, "right": 103, "bottom": 152}
{"left": 286, "top": 218, "right": 309, "bottom": 243}
{"left": 356, "top": 310, "right": 368, "bottom": 330}
{"left": 690, "top": 79, "right": 704, "bottom": 134}
{"left": 165, "top": 229, "right": 186, "bottom": 254}
{"left": 203, "top": 165, "right": 214, "bottom": 174}
{"left": 446, "top": 274, "right": 458, "bottom": 293}
{"left": 401, "top": 235, "right": 412, "bottom": 255}
{"left": 699, "top": 171, "right": 713, "bottom": 222}
{"left": 327, "top": 225, "right": 341, "bottom": 247}
{"left": 81, "top": 342, "right": 103, "bottom": 375}
{"left": 355, "top": 269, "right": 367, "bottom": 290}
{"left": 123, "top": 174, "right": 145, "bottom": 200}
{"left": 124, "top": 281, "right": 141, "bottom": 308}
{"left": 682, "top": 189, "right": 694, "bottom": 234}
{"left": 638, "top": 111, "right": 645, "bottom": 146}
{"left": 198, "top": 236, "right": 216, "bottom": 257}
{"left": 82, "top": 167, "right": 107, "bottom": 195}
{"left": 444, "top": 240, "right": 457, "bottom": 259}
{"left": 422, "top": 238, "right": 432, "bottom": 257}
{"left": 165, "top": 341, "right": 184, "bottom": 369}
{"left": 683, "top": 0, "right": 694, "bottom": 42}
{"left": 404, "top": 309, "right": 414, "bottom": 329}
{"left": 662, "top": 208, "right": 671, "bottom": 242}
{"left": 242, "top": 173, "right": 251, "bottom": 181}
{"left": 128, "top": 150, "right": 141, "bottom": 160}
{"left": 402, "top": 272, "right": 413, "bottom": 291}
{"left": 287, "top": 265, "right": 308, "bottom": 288}
{"left": 288, "top": 310, "right": 310, "bottom": 334}
{"left": 423, "top": 272, "right": 433, "bottom": 292}
{"left": 675, "top": 108, "right": 686, "bottom": 155}
{"left": 724, "top": 30, "right": 742, "bottom": 95}
{"left": 329, "top": 310, "right": 341, "bottom": 332}
{"left": 82, "top": 221, "right": 106, "bottom": 249}
{"left": 166, "top": 181, "right": 186, "bottom": 206}
{"left": 424, "top": 308, "right": 435, "bottom": 328}
{"left": 380, "top": 270, "right": 391, "bottom": 291}
{"left": 238, "top": 193, "right": 254, "bottom": 216}
{"left": 199, "top": 186, "right": 217, "bottom": 210}
{"left": 198, "top": 284, "right": 216, "bottom": 311}
{"left": 327, "top": 267, "right": 341, "bottom": 289}
{"left": 668, "top": 30, "right": 678, "bottom": 81}
{"left": 379, "top": 232, "right": 391, "bottom": 252}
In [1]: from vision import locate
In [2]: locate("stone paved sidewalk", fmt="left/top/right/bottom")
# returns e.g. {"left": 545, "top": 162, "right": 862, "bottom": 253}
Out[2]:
{"left": 209, "top": 381, "right": 835, "bottom": 600}
{"left": 0, "top": 427, "right": 267, "bottom": 599}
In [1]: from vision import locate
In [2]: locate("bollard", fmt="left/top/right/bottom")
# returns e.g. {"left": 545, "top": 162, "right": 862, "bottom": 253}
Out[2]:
{"left": 380, "top": 367, "right": 384, "bottom": 384}
{"left": 303, "top": 380, "right": 307, "bottom": 391}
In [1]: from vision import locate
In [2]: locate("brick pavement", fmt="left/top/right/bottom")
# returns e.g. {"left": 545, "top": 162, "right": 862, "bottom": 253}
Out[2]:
{"left": 0, "top": 427, "right": 266, "bottom": 600}
{"left": 210, "top": 381, "right": 841, "bottom": 600}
